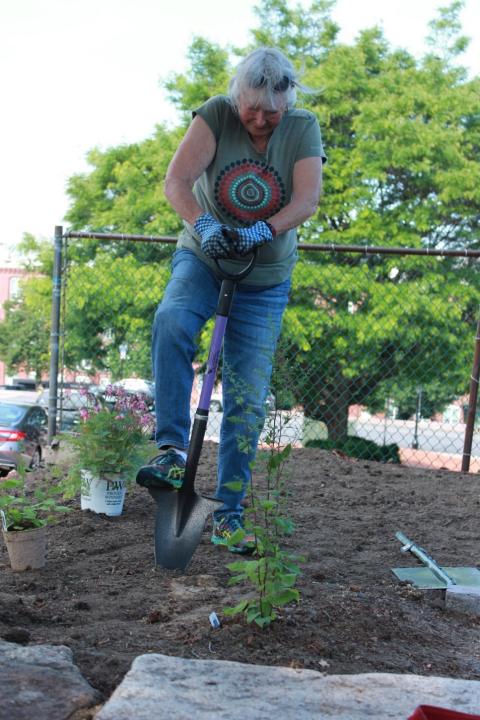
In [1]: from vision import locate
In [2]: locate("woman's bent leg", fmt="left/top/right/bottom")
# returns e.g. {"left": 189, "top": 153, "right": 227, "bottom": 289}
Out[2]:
{"left": 152, "top": 249, "right": 219, "bottom": 449}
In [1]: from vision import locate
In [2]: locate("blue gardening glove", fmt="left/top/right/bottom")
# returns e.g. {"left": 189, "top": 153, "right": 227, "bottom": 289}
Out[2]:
{"left": 227, "top": 221, "right": 276, "bottom": 257}
{"left": 194, "top": 213, "right": 231, "bottom": 259}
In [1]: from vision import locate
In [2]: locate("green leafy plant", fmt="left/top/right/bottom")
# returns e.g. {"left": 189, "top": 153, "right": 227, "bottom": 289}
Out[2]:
{"left": 305, "top": 435, "right": 401, "bottom": 463}
{"left": 62, "top": 385, "right": 154, "bottom": 497}
{"left": 0, "top": 463, "right": 70, "bottom": 531}
{"left": 223, "top": 369, "right": 304, "bottom": 628}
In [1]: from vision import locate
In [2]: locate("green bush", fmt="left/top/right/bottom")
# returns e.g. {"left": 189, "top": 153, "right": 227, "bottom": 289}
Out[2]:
{"left": 274, "top": 387, "right": 296, "bottom": 411}
{"left": 304, "top": 436, "right": 401, "bottom": 464}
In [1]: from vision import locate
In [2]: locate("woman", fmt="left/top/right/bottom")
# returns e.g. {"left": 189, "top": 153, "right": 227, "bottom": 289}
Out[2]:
{"left": 137, "top": 47, "right": 326, "bottom": 552}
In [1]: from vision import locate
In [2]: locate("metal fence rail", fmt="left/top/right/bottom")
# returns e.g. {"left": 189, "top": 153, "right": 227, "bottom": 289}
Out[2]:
{"left": 49, "top": 226, "right": 480, "bottom": 472}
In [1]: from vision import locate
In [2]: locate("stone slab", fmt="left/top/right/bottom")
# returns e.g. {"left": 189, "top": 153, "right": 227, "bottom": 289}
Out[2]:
{"left": 96, "top": 653, "right": 480, "bottom": 720}
{"left": 0, "top": 640, "right": 101, "bottom": 720}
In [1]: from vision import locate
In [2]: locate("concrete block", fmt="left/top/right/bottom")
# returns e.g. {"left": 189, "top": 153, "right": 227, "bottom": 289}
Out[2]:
{"left": 446, "top": 585, "right": 480, "bottom": 614}
{"left": 0, "top": 640, "right": 101, "bottom": 720}
{"left": 96, "top": 653, "right": 480, "bottom": 720}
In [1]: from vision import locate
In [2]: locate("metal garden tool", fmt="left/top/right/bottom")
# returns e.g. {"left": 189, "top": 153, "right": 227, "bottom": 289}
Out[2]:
{"left": 392, "top": 531, "right": 480, "bottom": 597}
{"left": 147, "top": 250, "right": 257, "bottom": 571}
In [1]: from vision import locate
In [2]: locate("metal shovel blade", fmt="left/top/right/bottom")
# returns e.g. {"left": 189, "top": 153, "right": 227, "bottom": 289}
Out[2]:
{"left": 392, "top": 566, "right": 480, "bottom": 590}
{"left": 148, "top": 487, "right": 222, "bottom": 571}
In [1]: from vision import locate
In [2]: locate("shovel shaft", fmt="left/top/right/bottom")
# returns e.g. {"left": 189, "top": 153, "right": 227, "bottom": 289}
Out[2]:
{"left": 197, "top": 279, "right": 236, "bottom": 411}
{"left": 185, "top": 279, "right": 236, "bottom": 492}
{"left": 198, "top": 315, "right": 228, "bottom": 411}
{"left": 396, "top": 531, "right": 456, "bottom": 586}
{"left": 183, "top": 412, "right": 208, "bottom": 494}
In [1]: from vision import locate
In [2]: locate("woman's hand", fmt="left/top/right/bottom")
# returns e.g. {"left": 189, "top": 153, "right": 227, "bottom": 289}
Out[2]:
{"left": 194, "top": 213, "right": 231, "bottom": 258}
{"left": 226, "top": 221, "right": 275, "bottom": 256}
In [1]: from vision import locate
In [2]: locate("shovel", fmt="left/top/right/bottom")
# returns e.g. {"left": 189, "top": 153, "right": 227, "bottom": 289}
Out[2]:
{"left": 147, "top": 250, "right": 257, "bottom": 571}
{"left": 392, "top": 530, "right": 480, "bottom": 590}
{"left": 392, "top": 531, "right": 480, "bottom": 611}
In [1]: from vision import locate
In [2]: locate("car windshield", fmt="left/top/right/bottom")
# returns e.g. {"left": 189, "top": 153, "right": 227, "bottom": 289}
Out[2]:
{"left": 60, "top": 392, "right": 87, "bottom": 410}
{"left": 0, "top": 404, "right": 25, "bottom": 426}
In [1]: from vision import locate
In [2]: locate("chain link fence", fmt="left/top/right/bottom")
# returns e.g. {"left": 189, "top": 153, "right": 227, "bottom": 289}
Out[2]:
{"left": 51, "top": 228, "right": 480, "bottom": 472}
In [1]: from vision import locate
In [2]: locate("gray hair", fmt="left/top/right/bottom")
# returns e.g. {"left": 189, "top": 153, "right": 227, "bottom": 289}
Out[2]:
{"left": 228, "top": 48, "right": 300, "bottom": 112}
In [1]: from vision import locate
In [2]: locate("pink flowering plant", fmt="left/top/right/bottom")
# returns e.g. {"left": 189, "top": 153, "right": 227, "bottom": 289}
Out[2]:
{"left": 63, "top": 385, "right": 155, "bottom": 496}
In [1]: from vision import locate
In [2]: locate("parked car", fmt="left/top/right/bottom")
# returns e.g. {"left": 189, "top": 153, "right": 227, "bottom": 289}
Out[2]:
{"left": 107, "top": 378, "right": 155, "bottom": 402}
{"left": 0, "top": 402, "right": 48, "bottom": 475}
{"left": 36, "top": 389, "right": 97, "bottom": 431}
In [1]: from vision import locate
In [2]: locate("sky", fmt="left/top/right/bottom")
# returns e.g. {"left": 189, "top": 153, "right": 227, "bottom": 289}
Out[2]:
{"left": 1, "top": 0, "right": 479, "bottom": 264}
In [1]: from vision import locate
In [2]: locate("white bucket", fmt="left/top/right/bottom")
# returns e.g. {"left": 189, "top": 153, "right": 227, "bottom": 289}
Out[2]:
{"left": 80, "top": 470, "right": 127, "bottom": 516}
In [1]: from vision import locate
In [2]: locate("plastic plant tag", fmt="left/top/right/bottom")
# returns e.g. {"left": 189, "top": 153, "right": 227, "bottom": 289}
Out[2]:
{"left": 0, "top": 510, "right": 7, "bottom": 531}
{"left": 209, "top": 611, "right": 221, "bottom": 629}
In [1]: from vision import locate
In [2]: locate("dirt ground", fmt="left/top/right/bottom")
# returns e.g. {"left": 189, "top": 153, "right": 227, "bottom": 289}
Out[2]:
{"left": 1, "top": 442, "right": 480, "bottom": 710}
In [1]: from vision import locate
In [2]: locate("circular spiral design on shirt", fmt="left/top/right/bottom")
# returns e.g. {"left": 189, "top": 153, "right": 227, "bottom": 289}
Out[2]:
{"left": 215, "top": 160, "right": 285, "bottom": 223}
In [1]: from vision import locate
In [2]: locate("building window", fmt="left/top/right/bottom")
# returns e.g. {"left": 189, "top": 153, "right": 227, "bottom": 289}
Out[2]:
{"left": 9, "top": 276, "right": 20, "bottom": 299}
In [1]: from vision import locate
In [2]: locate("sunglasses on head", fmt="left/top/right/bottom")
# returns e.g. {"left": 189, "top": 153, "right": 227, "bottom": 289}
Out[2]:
{"left": 254, "top": 75, "right": 294, "bottom": 92}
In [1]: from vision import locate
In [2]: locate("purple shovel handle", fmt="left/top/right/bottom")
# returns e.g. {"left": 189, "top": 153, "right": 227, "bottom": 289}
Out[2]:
{"left": 182, "top": 249, "right": 256, "bottom": 496}
{"left": 198, "top": 315, "right": 228, "bottom": 412}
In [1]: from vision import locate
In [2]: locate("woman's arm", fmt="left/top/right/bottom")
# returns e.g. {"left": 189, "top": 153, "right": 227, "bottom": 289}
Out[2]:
{"left": 164, "top": 115, "right": 217, "bottom": 225}
{"left": 267, "top": 156, "right": 323, "bottom": 234}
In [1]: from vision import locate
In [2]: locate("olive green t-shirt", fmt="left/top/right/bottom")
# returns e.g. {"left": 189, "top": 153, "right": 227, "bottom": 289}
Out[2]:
{"left": 177, "top": 95, "right": 326, "bottom": 286}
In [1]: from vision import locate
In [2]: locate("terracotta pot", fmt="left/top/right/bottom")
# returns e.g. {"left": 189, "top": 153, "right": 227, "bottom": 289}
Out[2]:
{"left": 80, "top": 470, "right": 126, "bottom": 516}
{"left": 2, "top": 525, "right": 47, "bottom": 572}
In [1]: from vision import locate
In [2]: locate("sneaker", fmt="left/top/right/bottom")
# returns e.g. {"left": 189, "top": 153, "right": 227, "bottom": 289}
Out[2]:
{"left": 136, "top": 449, "right": 186, "bottom": 490}
{"left": 211, "top": 515, "right": 255, "bottom": 554}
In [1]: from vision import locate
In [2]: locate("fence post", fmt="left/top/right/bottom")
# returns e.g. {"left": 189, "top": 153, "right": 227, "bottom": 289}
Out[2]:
{"left": 461, "top": 316, "right": 480, "bottom": 472}
{"left": 48, "top": 225, "right": 63, "bottom": 443}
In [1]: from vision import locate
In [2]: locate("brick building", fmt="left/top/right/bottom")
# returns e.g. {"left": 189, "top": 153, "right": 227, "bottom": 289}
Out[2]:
{"left": 0, "top": 265, "right": 31, "bottom": 385}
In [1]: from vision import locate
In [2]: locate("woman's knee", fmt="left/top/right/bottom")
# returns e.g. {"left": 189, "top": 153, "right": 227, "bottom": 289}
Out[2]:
{"left": 153, "top": 304, "right": 195, "bottom": 347}
{"left": 224, "top": 396, "right": 266, "bottom": 433}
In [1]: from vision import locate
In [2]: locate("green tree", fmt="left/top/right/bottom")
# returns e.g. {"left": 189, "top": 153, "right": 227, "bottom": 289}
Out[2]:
{"left": 62, "top": 126, "right": 185, "bottom": 374}
{"left": 252, "top": 0, "right": 339, "bottom": 65}
{"left": 60, "top": 36, "right": 232, "bottom": 374}
{"left": 65, "top": 39, "right": 231, "bottom": 256}
{"left": 0, "top": 235, "right": 52, "bottom": 382}
{"left": 62, "top": 252, "right": 171, "bottom": 376}
{"left": 254, "top": 0, "right": 480, "bottom": 440}
{"left": 61, "top": 0, "right": 480, "bottom": 441}
{"left": 281, "top": 256, "right": 478, "bottom": 441}
{"left": 163, "top": 37, "right": 231, "bottom": 122}
{"left": 65, "top": 126, "right": 184, "bottom": 264}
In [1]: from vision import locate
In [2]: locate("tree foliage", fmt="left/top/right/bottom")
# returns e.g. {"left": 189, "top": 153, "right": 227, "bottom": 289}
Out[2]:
{"left": 63, "top": 252, "right": 171, "bottom": 377}
{"left": 163, "top": 37, "right": 231, "bottom": 122}
{"left": 65, "top": 127, "right": 183, "bottom": 265}
{"left": 0, "top": 235, "right": 52, "bottom": 382}
{"left": 255, "top": 0, "right": 480, "bottom": 438}
{"left": 3, "top": 1, "right": 479, "bottom": 442}
{"left": 280, "top": 255, "right": 478, "bottom": 440}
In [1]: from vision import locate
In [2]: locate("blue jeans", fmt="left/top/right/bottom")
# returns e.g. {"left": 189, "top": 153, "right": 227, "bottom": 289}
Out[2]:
{"left": 152, "top": 248, "right": 290, "bottom": 517}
